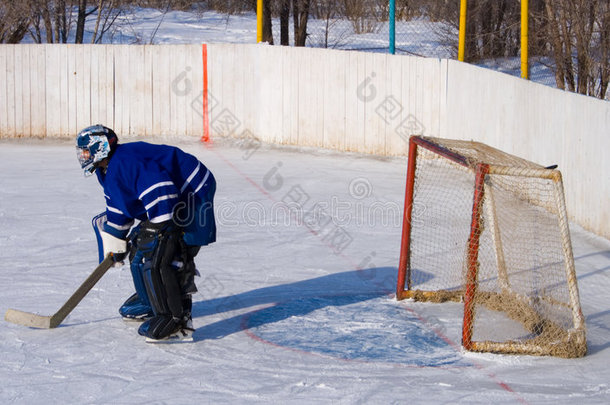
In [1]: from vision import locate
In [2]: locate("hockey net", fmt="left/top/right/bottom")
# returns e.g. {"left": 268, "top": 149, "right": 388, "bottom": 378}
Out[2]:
{"left": 396, "top": 136, "right": 586, "bottom": 358}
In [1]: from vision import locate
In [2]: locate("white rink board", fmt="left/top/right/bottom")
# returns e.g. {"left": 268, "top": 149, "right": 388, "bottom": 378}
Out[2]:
{"left": 0, "top": 43, "right": 608, "bottom": 239}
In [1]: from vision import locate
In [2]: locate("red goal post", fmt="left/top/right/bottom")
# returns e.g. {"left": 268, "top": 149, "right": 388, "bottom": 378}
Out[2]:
{"left": 396, "top": 136, "right": 586, "bottom": 358}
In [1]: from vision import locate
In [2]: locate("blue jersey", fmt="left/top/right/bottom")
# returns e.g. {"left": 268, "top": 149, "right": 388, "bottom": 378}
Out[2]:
{"left": 96, "top": 142, "right": 215, "bottom": 242}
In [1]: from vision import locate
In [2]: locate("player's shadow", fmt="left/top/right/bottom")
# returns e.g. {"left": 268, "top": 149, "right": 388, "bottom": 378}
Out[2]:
{"left": 191, "top": 266, "right": 432, "bottom": 342}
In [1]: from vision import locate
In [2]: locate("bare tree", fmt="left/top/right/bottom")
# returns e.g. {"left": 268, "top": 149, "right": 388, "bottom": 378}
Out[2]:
{"left": 262, "top": 0, "right": 273, "bottom": 44}
{"left": 54, "top": 0, "right": 72, "bottom": 43}
{"left": 293, "top": 0, "right": 310, "bottom": 46}
{"left": 29, "top": 0, "right": 62, "bottom": 43}
{"left": 343, "top": 0, "right": 381, "bottom": 34}
{"left": 0, "top": 2, "right": 31, "bottom": 43}
{"left": 315, "top": 0, "right": 340, "bottom": 48}
{"left": 599, "top": 3, "right": 610, "bottom": 98}
{"left": 23, "top": 0, "right": 130, "bottom": 44}
{"left": 308, "top": 0, "right": 350, "bottom": 49}
{"left": 279, "top": 0, "right": 290, "bottom": 45}
{"left": 26, "top": 1, "right": 82, "bottom": 43}
{"left": 91, "top": 0, "right": 116, "bottom": 43}
{"left": 75, "top": 0, "right": 100, "bottom": 43}
{"left": 541, "top": 0, "right": 609, "bottom": 98}
{"left": 460, "top": 0, "right": 521, "bottom": 62}
{"left": 204, "top": 0, "right": 252, "bottom": 14}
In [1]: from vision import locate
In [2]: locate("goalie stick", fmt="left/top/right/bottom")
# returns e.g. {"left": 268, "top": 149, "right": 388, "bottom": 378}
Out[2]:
{"left": 4, "top": 255, "right": 115, "bottom": 329}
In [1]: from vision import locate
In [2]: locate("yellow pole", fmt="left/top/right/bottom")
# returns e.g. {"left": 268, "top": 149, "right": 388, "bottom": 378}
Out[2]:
{"left": 257, "top": 0, "right": 263, "bottom": 43}
{"left": 458, "top": 0, "right": 468, "bottom": 62}
{"left": 521, "top": 0, "right": 529, "bottom": 79}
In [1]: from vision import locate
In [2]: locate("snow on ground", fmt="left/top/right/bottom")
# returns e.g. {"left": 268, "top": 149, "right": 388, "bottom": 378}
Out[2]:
{"left": 1, "top": 138, "right": 609, "bottom": 404}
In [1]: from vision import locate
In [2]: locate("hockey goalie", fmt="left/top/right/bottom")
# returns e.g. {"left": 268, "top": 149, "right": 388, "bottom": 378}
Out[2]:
{"left": 76, "top": 125, "right": 217, "bottom": 342}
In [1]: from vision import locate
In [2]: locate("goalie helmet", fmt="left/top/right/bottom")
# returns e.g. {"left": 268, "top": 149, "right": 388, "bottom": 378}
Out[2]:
{"left": 76, "top": 125, "right": 118, "bottom": 176}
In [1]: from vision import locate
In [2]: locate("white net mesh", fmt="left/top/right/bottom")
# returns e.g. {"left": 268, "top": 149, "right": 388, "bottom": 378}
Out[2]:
{"left": 398, "top": 136, "right": 586, "bottom": 358}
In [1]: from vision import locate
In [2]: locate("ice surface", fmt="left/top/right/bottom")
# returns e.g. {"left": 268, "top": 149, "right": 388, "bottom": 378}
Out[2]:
{"left": 1, "top": 139, "right": 609, "bottom": 403}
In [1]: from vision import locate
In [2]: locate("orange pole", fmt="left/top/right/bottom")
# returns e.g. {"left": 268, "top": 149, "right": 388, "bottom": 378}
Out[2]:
{"left": 397, "top": 137, "right": 419, "bottom": 298}
{"left": 462, "top": 163, "right": 488, "bottom": 350}
{"left": 201, "top": 44, "right": 210, "bottom": 143}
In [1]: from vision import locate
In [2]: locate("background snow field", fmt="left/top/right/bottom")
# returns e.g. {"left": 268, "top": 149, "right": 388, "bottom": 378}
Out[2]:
{"left": 1, "top": 139, "right": 610, "bottom": 403}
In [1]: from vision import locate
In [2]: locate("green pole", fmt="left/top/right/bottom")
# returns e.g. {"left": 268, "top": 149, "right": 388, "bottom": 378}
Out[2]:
{"left": 389, "top": 0, "right": 396, "bottom": 54}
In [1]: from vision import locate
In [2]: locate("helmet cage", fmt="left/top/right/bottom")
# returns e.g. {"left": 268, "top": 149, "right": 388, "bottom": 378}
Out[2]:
{"left": 76, "top": 134, "right": 111, "bottom": 176}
